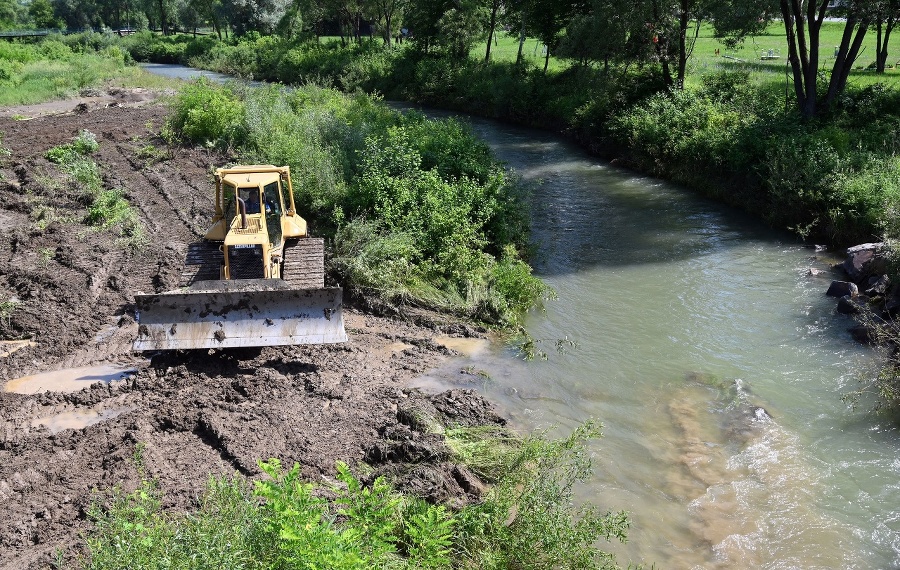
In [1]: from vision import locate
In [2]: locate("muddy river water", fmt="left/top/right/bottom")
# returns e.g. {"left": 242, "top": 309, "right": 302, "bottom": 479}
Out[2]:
{"left": 411, "top": 118, "right": 899, "bottom": 568}
{"left": 144, "top": 65, "right": 899, "bottom": 568}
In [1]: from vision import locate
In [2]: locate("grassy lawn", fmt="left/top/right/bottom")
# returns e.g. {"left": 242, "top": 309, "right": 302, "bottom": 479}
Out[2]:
{"left": 0, "top": 41, "right": 182, "bottom": 106}
{"left": 482, "top": 33, "right": 569, "bottom": 70}
{"left": 689, "top": 21, "right": 900, "bottom": 89}
{"left": 455, "top": 20, "right": 900, "bottom": 86}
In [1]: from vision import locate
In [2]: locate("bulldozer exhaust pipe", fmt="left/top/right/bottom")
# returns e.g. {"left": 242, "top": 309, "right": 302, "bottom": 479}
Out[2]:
{"left": 133, "top": 281, "right": 348, "bottom": 351}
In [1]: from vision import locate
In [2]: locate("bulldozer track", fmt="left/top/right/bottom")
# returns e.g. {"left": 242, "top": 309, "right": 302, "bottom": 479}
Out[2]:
{"left": 282, "top": 238, "right": 325, "bottom": 289}
{"left": 181, "top": 241, "right": 222, "bottom": 285}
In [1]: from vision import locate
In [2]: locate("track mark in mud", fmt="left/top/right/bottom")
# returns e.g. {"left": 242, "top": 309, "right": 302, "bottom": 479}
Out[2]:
{"left": 193, "top": 415, "right": 256, "bottom": 476}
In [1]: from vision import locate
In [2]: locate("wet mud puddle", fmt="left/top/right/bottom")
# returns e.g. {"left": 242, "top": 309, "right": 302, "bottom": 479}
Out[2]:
{"left": 31, "top": 404, "right": 136, "bottom": 434}
{"left": 4, "top": 364, "right": 141, "bottom": 434}
{"left": 4, "top": 364, "right": 138, "bottom": 395}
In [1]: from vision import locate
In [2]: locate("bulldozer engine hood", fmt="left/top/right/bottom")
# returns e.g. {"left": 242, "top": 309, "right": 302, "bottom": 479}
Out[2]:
{"left": 224, "top": 215, "right": 267, "bottom": 247}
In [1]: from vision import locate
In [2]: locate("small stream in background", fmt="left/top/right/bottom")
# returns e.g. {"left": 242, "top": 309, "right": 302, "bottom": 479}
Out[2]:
{"left": 144, "top": 65, "right": 900, "bottom": 568}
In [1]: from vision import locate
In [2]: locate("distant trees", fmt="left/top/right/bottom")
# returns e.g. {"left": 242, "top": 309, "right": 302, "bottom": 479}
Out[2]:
{"left": 29, "top": 0, "right": 63, "bottom": 29}
{"left": 368, "top": 0, "right": 405, "bottom": 45}
{"left": 2, "top": 0, "right": 891, "bottom": 122}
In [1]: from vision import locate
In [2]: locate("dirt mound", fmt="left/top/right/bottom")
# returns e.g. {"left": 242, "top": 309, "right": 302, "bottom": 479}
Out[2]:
{"left": 0, "top": 97, "right": 503, "bottom": 569}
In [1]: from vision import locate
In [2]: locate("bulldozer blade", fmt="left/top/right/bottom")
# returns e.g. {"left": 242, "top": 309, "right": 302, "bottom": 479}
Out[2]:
{"left": 133, "top": 285, "right": 348, "bottom": 351}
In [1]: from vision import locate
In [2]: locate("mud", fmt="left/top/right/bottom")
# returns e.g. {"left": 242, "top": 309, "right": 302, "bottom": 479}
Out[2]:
{"left": 0, "top": 92, "right": 502, "bottom": 569}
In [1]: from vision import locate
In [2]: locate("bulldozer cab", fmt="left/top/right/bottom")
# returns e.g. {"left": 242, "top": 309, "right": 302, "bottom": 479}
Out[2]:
{"left": 205, "top": 166, "right": 307, "bottom": 251}
{"left": 224, "top": 179, "right": 283, "bottom": 248}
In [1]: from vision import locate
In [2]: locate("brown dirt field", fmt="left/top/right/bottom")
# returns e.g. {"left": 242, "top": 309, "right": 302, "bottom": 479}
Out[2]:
{"left": 0, "top": 93, "right": 505, "bottom": 568}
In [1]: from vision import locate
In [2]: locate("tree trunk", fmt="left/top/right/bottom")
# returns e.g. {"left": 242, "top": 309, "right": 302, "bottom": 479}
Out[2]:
{"left": 876, "top": 15, "right": 895, "bottom": 73}
{"left": 780, "top": 0, "right": 828, "bottom": 117}
{"left": 544, "top": 45, "right": 549, "bottom": 72}
{"left": 876, "top": 16, "right": 885, "bottom": 73}
{"left": 157, "top": 0, "right": 168, "bottom": 35}
{"left": 485, "top": 0, "right": 499, "bottom": 62}
{"left": 516, "top": 16, "right": 526, "bottom": 65}
{"left": 652, "top": 0, "right": 673, "bottom": 86}
{"left": 824, "top": 14, "right": 869, "bottom": 111}
{"left": 781, "top": 0, "right": 872, "bottom": 116}
{"left": 676, "top": 0, "right": 689, "bottom": 89}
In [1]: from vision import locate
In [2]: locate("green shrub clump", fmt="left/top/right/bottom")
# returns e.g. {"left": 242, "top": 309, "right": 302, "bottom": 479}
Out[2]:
{"left": 83, "top": 423, "right": 629, "bottom": 569}
{"left": 167, "top": 79, "right": 546, "bottom": 329}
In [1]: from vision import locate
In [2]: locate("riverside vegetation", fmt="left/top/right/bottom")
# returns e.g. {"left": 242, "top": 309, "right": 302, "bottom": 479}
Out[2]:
{"left": 115, "top": 28, "right": 900, "bottom": 248}
{"left": 83, "top": 424, "right": 631, "bottom": 570}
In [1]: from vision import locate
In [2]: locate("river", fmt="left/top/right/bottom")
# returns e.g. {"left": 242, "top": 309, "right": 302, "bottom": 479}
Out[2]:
{"left": 144, "top": 64, "right": 900, "bottom": 568}
{"left": 409, "top": 116, "right": 899, "bottom": 569}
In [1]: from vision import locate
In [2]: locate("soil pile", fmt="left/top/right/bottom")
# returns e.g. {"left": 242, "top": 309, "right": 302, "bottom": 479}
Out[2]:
{"left": 0, "top": 95, "right": 503, "bottom": 569}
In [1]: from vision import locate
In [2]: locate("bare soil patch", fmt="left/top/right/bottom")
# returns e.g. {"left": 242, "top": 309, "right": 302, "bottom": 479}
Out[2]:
{"left": 0, "top": 92, "right": 502, "bottom": 569}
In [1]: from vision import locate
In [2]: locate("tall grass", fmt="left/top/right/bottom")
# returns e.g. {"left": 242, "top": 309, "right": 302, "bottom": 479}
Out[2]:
{"left": 0, "top": 34, "right": 177, "bottom": 106}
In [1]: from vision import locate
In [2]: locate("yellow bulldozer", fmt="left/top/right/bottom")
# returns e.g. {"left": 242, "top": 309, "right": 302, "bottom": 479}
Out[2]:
{"left": 133, "top": 165, "right": 347, "bottom": 351}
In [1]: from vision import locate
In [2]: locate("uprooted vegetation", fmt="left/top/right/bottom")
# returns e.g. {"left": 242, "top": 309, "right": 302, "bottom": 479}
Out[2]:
{"left": 83, "top": 422, "right": 630, "bottom": 570}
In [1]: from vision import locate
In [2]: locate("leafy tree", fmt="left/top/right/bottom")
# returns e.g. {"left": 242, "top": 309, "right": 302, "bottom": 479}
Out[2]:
{"left": 287, "top": 0, "right": 327, "bottom": 40}
{"left": 369, "top": 0, "right": 406, "bottom": 45}
{"left": 29, "top": 0, "right": 63, "bottom": 28}
{"left": 404, "top": 0, "right": 445, "bottom": 52}
{"left": 556, "top": 0, "right": 654, "bottom": 71}
{"left": 193, "top": 0, "right": 225, "bottom": 38}
{"left": 137, "top": 0, "right": 178, "bottom": 33}
{"left": 321, "top": 0, "right": 366, "bottom": 45}
{"left": 223, "top": 0, "right": 292, "bottom": 35}
{"left": 436, "top": 0, "right": 486, "bottom": 60}
{"left": 407, "top": 0, "right": 486, "bottom": 59}
{"left": 0, "top": 0, "right": 24, "bottom": 29}
{"left": 708, "top": 0, "right": 778, "bottom": 47}
{"left": 178, "top": 0, "right": 204, "bottom": 33}
{"left": 527, "top": 0, "right": 587, "bottom": 71}
{"left": 643, "top": 0, "right": 717, "bottom": 88}
{"left": 52, "top": 0, "right": 96, "bottom": 29}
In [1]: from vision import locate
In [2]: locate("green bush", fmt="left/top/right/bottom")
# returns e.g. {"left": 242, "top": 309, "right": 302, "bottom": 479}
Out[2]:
{"left": 82, "top": 424, "right": 629, "bottom": 569}
{"left": 44, "top": 131, "right": 144, "bottom": 246}
{"left": 164, "top": 80, "right": 544, "bottom": 327}
{"left": 166, "top": 78, "right": 245, "bottom": 148}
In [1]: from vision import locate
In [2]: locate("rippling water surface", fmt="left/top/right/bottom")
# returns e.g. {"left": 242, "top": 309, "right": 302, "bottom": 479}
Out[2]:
{"left": 410, "top": 116, "right": 899, "bottom": 569}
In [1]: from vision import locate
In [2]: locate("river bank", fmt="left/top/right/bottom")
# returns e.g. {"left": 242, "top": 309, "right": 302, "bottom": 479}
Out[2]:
{"left": 0, "top": 94, "right": 511, "bottom": 568}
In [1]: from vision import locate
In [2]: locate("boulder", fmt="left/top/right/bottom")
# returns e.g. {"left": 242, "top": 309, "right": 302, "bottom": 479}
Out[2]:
{"left": 842, "top": 243, "right": 887, "bottom": 282}
{"left": 865, "top": 275, "right": 890, "bottom": 296}
{"left": 826, "top": 280, "right": 858, "bottom": 298}
{"left": 849, "top": 324, "right": 874, "bottom": 344}
{"left": 837, "top": 294, "right": 866, "bottom": 315}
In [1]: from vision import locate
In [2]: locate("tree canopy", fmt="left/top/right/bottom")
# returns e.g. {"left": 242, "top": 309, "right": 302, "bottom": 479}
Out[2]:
{"left": 2, "top": 0, "right": 891, "bottom": 117}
